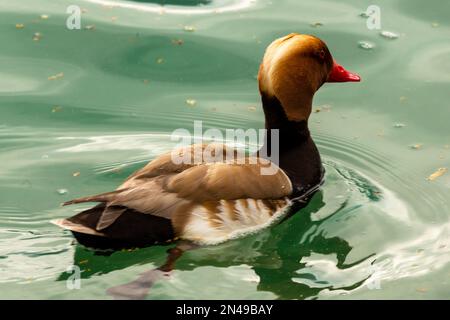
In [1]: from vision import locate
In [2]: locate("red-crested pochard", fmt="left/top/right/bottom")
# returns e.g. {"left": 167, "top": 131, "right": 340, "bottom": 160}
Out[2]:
{"left": 52, "top": 33, "right": 360, "bottom": 249}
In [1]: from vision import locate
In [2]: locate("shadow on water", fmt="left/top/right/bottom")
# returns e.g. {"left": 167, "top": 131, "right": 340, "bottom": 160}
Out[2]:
{"left": 57, "top": 191, "right": 373, "bottom": 299}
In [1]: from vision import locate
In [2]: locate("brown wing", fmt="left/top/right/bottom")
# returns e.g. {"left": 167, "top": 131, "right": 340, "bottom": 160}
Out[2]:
{"left": 164, "top": 160, "right": 292, "bottom": 201}
{"left": 56, "top": 144, "right": 294, "bottom": 241}
{"left": 122, "top": 143, "right": 242, "bottom": 186}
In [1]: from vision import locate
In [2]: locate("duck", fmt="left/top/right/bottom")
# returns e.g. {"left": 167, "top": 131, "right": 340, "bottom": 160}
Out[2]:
{"left": 52, "top": 33, "right": 360, "bottom": 249}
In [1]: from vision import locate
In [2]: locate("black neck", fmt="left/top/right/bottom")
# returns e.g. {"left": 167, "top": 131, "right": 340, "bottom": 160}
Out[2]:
{"left": 259, "top": 94, "right": 323, "bottom": 195}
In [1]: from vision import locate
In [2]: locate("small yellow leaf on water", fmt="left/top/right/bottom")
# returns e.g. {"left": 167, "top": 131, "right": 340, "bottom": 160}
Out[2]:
{"left": 40, "top": 14, "right": 49, "bottom": 20}
{"left": 416, "top": 288, "right": 428, "bottom": 293}
{"left": 72, "top": 172, "right": 80, "bottom": 177}
{"left": 48, "top": 72, "right": 64, "bottom": 80}
{"left": 427, "top": 168, "right": 447, "bottom": 181}
{"left": 186, "top": 99, "right": 196, "bottom": 106}
{"left": 156, "top": 58, "right": 164, "bottom": 64}
{"left": 171, "top": 39, "right": 184, "bottom": 46}
{"left": 32, "top": 32, "right": 42, "bottom": 41}
{"left": 247, "top": 106, "right": 256, "bottom": 112}
{"left": 400, "top": 96, "right": 407, "bottom": 102}
{"left": 52, "top": 106, "right": 62, "bottom": 113}
{"left": 85, "top": 25, "right": 95, "bottom": 30}
{"left": 183, "top": 25, "right": 196, "bottom": 32}
{"left": 410, "top": 143, "right": 423, "bottom": 150}
{"left": 79, "top": 259, "right": 88, "bottom": 265}
{"left": 15, "top": 23, "right": 25, "bottom": 29}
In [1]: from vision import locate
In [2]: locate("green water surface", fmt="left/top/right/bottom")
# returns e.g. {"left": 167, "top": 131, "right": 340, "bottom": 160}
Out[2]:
{"left": 0, "top": 0, "right": 449, "bottom": 299}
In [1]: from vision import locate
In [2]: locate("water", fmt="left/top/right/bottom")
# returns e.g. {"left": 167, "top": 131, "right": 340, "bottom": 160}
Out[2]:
{"left": 0, "top": 0, "right": 449, "bottom": 299}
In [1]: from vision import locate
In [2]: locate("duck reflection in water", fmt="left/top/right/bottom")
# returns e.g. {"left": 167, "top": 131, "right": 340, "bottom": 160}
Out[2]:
{"left": 58, "top": 191, "right": 369, "bottom": 299}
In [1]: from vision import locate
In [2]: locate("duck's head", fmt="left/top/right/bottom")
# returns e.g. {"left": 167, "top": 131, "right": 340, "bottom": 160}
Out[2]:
{"left": 258, "top": 33, "right": 360, "bottom": 122}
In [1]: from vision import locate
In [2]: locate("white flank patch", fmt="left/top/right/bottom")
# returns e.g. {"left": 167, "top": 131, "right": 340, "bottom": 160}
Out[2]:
{"left": 181, "top": 198, "right": 292, "bottom": 245}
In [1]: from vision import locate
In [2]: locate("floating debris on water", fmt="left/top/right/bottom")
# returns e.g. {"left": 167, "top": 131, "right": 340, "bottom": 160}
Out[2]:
{"left": 416, "top": 288, "right": 428, "bottom": 293}
{"left": 48, "top": 72, "right": 64, "bottom": 80}
{"left": 57, "top": 188, "right": 68, "bottom": 195}
{"left": 32, "top": 32, "right": 42, "bottom": 41}
{"left": 72, "top": 172, "right": 80, "bottom": 177}
{"left": 84, "top": 25, "right": 95, "bottom": 30}
{"left": 247, "top": 106, "right": 256, "bottom": 112}
{"left": 358, "top": 41, "right": 375, "bottom": 50}
{"left": 186, "top": 99, "right": 196, "bottom": 106}
{"left": 431, "top": 22, "right": 439, "bottom": 28}
{"left": 409, "top": 143, "right": 423, "bottom": 150}
{"left": 52, "top": 106, "right": 62, "bottom": 113}
{"left": 380, "top": 30, "right": 399, "bottom": 39}
{"left": 427, "top": 168, "right": 447, "bottom": 181}
{"left": 156, "top": 58, "right": 164, "bottom": 64}
{"left": 359, "top": 12, "right": 369, "bottom": 18}
{"left": 15, "top": 23, "right": 25, "bottom": 29}
{"left": 171, "top": 39, "right": 184, "bottom": 46}
{"left": 40, "top": 14, "right": 49, "bottom": 20}
{"left": 310, "top": 22, "right": 323, "bottom": 28}
{"left": 314, "top": 104, "right": 332, "bottom": 113}
{"left": 393, "top": 123, "right": 406, "bottom": 128}
{"left": 183, "top": 25, "right": 196, "bottom": 32}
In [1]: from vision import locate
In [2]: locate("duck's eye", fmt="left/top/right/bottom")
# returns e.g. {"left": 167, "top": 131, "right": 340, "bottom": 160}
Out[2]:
{"left": 315, "top": 49, "right": 326, "bottom": 62}
{"left": 318, "top": 50, "right": 325, "bottom": 59}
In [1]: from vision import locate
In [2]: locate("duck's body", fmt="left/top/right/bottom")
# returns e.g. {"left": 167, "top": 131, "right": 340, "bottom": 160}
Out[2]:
{"left": 52, "top": 34, "right": 359, "bottom": 249}
{"left": 56, "top": 144, "right": 296, "bottom": 247}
